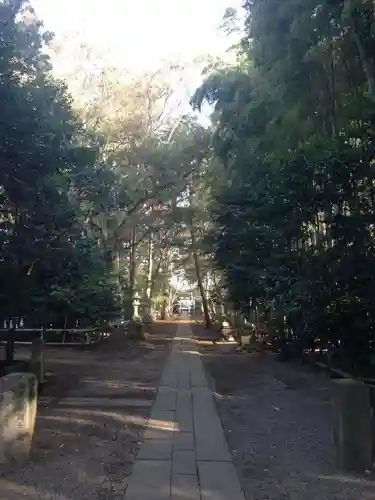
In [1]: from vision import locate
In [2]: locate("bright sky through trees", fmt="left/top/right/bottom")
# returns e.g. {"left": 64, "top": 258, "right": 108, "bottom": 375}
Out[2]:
{"left": 31, "top": 0, "right": 243, "bottom": 71}
{"left": 31, "top": 0, "right": 243, "bottom": 125}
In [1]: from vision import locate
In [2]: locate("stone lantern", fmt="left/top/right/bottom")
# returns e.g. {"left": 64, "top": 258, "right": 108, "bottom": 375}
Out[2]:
{"left": 133, "top": 292, "right": 141, "bottom": 318}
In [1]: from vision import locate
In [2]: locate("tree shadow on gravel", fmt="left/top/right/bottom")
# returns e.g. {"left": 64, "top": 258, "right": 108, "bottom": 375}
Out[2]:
{"left": 203, "top": 347, "right": 375, "bottom": 500}
{"left": 0, "top": 322, "right": 177, "bottom": 500}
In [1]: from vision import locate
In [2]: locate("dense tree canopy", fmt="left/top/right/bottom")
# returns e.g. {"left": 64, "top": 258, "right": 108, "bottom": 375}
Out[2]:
{"left": 0, "top": 0, "right": 215, "bottom": 328}
{"left": 10, "top": 0, "right": 375, "bottom": 370}
{"left": 192, "top": 0, "right": 375, "bottom": 373}
{"left": 0, "top": 0, "right": 121, "bottom": 326}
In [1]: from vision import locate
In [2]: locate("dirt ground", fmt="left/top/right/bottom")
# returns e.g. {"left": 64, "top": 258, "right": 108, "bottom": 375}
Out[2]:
{"left": 3, "top": 320, "right": 375, "bottom": 500}
{"left": 0, "top": 322, "right": 176, "bottom": 500}
{"left": 197, "top": 330, "right": 375, "bottom": 500}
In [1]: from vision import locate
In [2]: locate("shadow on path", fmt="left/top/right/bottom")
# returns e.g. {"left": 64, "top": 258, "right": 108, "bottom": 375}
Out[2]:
{"left": 0, "top": 322, "right": 177, "bottom": 500}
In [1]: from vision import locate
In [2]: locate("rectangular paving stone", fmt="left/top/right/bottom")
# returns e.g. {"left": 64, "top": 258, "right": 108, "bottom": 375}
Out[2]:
{"left": 160, "top": 376, "right": 178, "bottom": 388}
{"left": 172, "top": 450, "right": 196, "bottom": 475}
{"left": 177, "top": 376, "right": 191, "bottom": 389}
{"left": 176, "top": 393, "right": 193, "bottom": 432}
{"left": 145, "top": 409, "right": 176, "bottom": 441}
{"left": 194, "top": 411, "right": 225, "bottom": 438}
{"left": 171, "top": 352, "right": 188, "bottom": 364}
{"left": 58, "top": 397, "right": 152, "bottom": 408}
{"left": 190, "top": 358, "right": 207, "bottom": 387}
{"left": 149, "top": 408, "right": 176, "bottom": 425}
{"left": 190, "top": 373, "right": 207, "bottom": 387}
{"left": 125, "top": 459, "right": 171, "bottom": 499}
{"left": 177, "top": 389, "right": 192, "bottom": 407}
{"left": 127, "top": 323, "right": 242, "bottom": 500}
{"left": 194, "top": 419, "right": 232, "bottom": 461}
{"left": 160, "top": 365, "right": 179, "bottom": 388}
{"left": 137, "top": 439, "right": 173, "bottom": 460}
{"left": 192, "top": 386, "right": 217, "bottom": 414}
{"left": 198, "top": 461, "right": 246, "bottom": 500}
{"left": 174, "top": 432, "right": 194, "bottom": 450}
{"left": 153, "top": 387, "right": 178, "bottom": 411}
{"left": 176, "top": 411, "right": 194, "bottom": 432}
{"left": 144, "top": 427, "right": 174, "bottom": 440}
{"left": 171, "top": 473, "right": 200, "bottom": 500}
{"left": 192, "top": 388, "right": 232, "bottom": 461}
{"left": 195, "top": 442, "right": 232, "bottom": 461}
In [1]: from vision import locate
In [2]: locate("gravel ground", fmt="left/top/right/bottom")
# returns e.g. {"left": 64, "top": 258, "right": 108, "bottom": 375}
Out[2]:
{"left": 201, "top": 343, "right": 375, "bottom": 500}
{"left": 0, "top": 322, "right": 175, "bottom": 500}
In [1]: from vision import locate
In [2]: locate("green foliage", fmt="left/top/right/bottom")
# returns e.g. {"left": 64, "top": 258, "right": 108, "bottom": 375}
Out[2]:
{"left": 193, "top": 0, "right": 375, "bottom": 372}
{"left": 0, "top": 0, "right": 120, "bottom": 326}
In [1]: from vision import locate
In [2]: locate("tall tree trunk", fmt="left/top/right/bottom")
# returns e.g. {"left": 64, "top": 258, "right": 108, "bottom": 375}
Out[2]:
{"left": 150, "top": 256, "right": 163, "bottom": 301}
{"left": 188, "top": 177, "right": 211, "bottom": 328}
{"left": 146, "top": 232, "right": 153, "bottom": 313}
{"left": 160, "top": 287, "right": 168, "bottom": 320}
{"left": 129, "top": 229, "right": 136, "bottom": 294}
{"left": 191, "top": 227, "right": 211, "bottom": 328}
{"left": 167, "top": 285, "right": 174, "bottom": 318}
{"left": 276, "top": 298, "right": 287, "bottom": 360}
{"left": 114, "top": 243, "right": 123, "bottom": 303}
{"left": 127, "top": 228, "right": 137, "bottom": 319}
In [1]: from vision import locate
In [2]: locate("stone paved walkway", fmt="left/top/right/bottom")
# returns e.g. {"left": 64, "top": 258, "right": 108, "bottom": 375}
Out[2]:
{"left": 124, "top": 323, "right": 246, "bottom": 500}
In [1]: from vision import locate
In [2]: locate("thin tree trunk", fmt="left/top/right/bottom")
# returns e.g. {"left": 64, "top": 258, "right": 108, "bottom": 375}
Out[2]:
{"left": 276, "top": 298, "right": 287, "bottom": 360}
{"left": 167, "top": 285, "right": 175, "bottom": 318}
{"left": 129, "top": 229, "right": 136, "bottom": 293}
{"left": 146, "top": 232, "right": 153, "bottom": 313}
{"left": 160, "top": 287, "right": 168, "bottom": 320}
{"left": 127, "top": 228, "right": 137, "bottom": 319}
{"left": 150, "top": 257, "right": 162, "bottom": 300}
{"left": 191, "top": 228, "right": 211, "bottom": 328}
{"left": 188, "top": 177, "right": 211, "bottom": 328}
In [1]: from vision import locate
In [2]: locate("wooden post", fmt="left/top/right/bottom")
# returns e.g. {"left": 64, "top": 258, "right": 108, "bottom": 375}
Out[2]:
{"left": 5, "top": 329, "right": 14, "bottom": 365}
{"left": 332, "top": 379, "right": 373, "bottom": 472}
{"left": 30, "top": 330, "right": 45, "bottom": 384}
